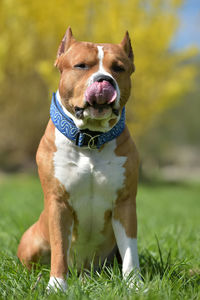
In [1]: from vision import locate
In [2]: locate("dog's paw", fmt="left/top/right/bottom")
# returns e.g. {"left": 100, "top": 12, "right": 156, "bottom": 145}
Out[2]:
{"left": 125, "top": 273, "right": 144, "bottom": 291}
{"left": 128, "top": 278, "right": 144, "bottom": 291}
{"left": 46, "top": 276, "right": 67, "bottom": 293}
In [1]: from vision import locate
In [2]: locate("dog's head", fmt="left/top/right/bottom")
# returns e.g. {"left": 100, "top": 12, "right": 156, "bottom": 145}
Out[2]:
{"left": 55, "top": 27, "right": 135, "bottom": 132}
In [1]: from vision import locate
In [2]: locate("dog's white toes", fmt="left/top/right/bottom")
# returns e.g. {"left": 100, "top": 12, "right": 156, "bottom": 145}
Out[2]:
{"left": 46, "top": 276, "right": 67, "bottom": 293}
{"left": 126, "top": 274, "right": 144, "bottom": 291}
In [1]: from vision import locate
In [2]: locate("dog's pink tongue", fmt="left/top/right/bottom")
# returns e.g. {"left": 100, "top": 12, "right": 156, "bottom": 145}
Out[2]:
{"left": 85, "top": 80, "right": 117, "bottom": 105}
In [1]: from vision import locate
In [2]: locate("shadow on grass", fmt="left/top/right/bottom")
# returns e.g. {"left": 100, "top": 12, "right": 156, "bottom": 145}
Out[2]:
{"left": 68, "top": 236, "right": 200, "bottom": 290}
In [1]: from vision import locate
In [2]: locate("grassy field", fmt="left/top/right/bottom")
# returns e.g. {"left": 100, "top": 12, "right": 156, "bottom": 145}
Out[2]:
{"left": 0, "top": 174, "right": 200, "bottom": 299}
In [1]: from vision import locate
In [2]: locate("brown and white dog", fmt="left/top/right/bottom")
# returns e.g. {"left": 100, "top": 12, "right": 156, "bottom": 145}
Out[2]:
{"left": 17, "top": 27, "right": 141, "bottom": 292}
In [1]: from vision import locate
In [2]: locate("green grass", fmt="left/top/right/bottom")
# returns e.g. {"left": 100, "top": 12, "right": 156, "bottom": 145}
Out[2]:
{"left": 0, "top": 174, "right": 200, "bottom": 299}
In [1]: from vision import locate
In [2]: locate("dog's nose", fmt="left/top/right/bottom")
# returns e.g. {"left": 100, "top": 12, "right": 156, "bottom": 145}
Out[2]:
{"left": 85, "top": 75, "right": 117, "bottom": 106}
{"left": 94, "top": 75, "right": 116, "bottom": 88}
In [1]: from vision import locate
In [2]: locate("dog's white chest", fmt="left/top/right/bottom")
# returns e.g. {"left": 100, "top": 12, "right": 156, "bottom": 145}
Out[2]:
{"left": 53, "top": 129, "right": 126, "bottom": 206}
{"left": 53, "top": 129, "right": 127, "bottom": 262}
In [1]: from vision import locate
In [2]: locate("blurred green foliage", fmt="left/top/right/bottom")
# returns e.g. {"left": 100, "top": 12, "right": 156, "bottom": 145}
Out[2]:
{"left": 0, "top": 0, "right": 198, "bottom": 170}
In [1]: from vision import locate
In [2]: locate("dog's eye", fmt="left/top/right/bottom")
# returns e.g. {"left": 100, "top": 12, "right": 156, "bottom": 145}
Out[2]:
{"left": 73, "top": 63, "right": 88, "bottom": 70}
{"left": 112, "top": 64, "right": 125, "bottom": 73}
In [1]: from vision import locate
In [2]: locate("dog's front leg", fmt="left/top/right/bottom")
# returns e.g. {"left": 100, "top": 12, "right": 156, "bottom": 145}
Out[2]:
{"left": 112, "top": 200, "right": 141, "bottom": 287}
{"left": 46, "top": 199, "right": 73, "bottom": 293}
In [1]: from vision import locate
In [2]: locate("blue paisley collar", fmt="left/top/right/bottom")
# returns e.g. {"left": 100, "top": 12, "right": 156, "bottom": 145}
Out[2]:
{"left": 50, "top": 92, "right": 125, "bottom": 149}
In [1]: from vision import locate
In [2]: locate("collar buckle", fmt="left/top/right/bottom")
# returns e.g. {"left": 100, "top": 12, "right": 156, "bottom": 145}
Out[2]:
{"left": 75, "top": 132, "right": 100, "bottom": 149}
{"left": 87, "top": 134, "right": 100, "bottom": 150}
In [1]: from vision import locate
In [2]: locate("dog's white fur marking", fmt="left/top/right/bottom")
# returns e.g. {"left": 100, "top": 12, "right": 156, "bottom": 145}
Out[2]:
{"left": 112, "top": 219, "right": 140, "bottom": 280}
{"left": 46, "top": 276, "right": 67, "bottom": 293}
{"left": 53, "top": 128, "right": 127, "bottom": 268}
{"left": 97, "top": 45, "right": 104, "bottom": 71}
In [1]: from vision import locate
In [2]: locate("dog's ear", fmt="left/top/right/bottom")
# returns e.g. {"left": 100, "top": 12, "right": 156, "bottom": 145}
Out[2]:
{"left": 55, "top": 26, "right": 76, "bottom": 67}
{"left": 120, "top": 31, "right": 133, "bottom": 61}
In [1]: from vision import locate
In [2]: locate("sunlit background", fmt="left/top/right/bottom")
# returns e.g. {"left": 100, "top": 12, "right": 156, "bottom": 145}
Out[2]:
{"left": 0, "top": 0, "right": 199, "bottom": 182}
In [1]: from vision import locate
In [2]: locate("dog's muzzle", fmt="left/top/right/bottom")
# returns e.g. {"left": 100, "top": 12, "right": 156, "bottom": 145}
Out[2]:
{"left": 85, "top": 75, "right": 117, "bottom": 106}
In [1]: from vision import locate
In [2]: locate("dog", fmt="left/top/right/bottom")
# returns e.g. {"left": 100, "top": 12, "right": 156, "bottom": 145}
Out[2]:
{"left": 17, "top": 27, "right": 141, "bottom": 292}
